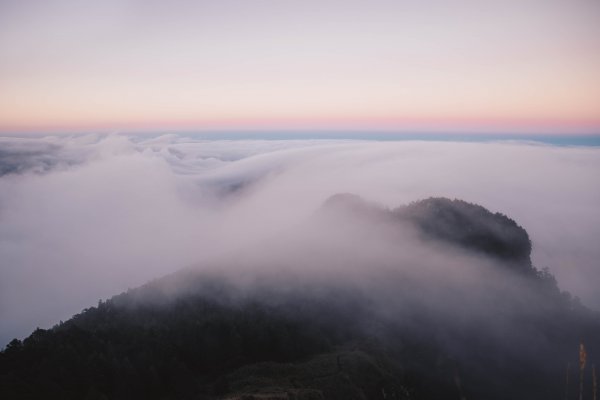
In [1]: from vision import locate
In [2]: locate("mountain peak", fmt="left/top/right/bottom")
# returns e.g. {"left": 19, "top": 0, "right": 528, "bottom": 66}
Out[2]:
{"left": 397, "top": 197, "right": 532, "bottom": 266}
{"left": 321, "top": 194, "right": 532, "bottom": 269}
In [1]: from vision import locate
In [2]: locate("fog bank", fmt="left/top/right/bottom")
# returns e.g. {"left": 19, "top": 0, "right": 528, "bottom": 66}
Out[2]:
{"left": 0, "top": 134, "right": 598, "bottom": 346}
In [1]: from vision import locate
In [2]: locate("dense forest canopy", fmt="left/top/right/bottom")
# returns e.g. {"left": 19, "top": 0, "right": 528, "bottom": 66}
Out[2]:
{"left": 1, "top": 196, "right": 598, "bottom": 400}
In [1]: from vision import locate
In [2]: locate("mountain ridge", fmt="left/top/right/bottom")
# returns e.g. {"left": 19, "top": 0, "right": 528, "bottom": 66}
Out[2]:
{"left": 1, "top": 195, "right": 598, "bottom": 400}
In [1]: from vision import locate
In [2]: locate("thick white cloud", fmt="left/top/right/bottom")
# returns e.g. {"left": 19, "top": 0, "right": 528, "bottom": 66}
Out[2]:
{"left": 0, "top": 134, "right": 598, "bottom": 346}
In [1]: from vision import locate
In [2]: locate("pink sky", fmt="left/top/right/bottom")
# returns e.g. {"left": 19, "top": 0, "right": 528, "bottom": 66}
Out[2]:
{"left": 1, "top": 0, "right": 599, "bottom": 134}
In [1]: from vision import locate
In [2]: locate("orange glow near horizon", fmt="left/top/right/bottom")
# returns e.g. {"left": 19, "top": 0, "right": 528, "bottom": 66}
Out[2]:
{"left": 1, "top": 1, "right": 599, "bottom": 135}
{"left": 3, "top": 116, "right": 599, "bottom": 136}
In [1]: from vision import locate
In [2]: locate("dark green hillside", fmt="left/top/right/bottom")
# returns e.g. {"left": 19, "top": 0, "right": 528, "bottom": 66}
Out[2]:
{"left": 320, "top": 195, "right": 532, "bottom": 268}
{"left": 0, "top": 278, "right": 407, "bottom": 400}
{"left": 397, "top": 198, "right": 532, "bottom": 267}
{"left": 1, "top": 196, "right": 599, "bottom": 400}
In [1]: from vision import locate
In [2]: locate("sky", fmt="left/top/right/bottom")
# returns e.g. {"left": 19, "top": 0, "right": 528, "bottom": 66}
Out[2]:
{"left": 0, "top": 0, "right": 599, "bottom": 134}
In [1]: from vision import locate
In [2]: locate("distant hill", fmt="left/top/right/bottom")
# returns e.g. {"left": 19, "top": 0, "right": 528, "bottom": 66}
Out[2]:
{"left": 398, "top": 197, "right": 532, "bottom": 266}
{"left": 322, "top": 194, "right": 532, "bottom": 268}
{"left": 1, "top": 196, "right": 598, "bottom": 400}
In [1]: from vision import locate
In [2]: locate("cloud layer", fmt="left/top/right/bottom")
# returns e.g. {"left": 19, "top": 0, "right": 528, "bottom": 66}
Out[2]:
{"left": 0, "top": 134, "right": 598, "bottom": 346}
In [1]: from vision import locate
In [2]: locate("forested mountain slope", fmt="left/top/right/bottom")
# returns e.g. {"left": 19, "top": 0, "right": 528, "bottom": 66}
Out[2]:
{"left": 1, "top": 196, "right": 598, "bottom": 400}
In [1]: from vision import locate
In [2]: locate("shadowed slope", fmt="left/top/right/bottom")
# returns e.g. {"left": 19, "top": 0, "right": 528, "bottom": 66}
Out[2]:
{"left": 1, "top": 195, "right": 598, "bottom": 400}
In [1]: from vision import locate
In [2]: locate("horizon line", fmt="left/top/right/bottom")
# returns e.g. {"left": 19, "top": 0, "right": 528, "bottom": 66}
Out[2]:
{"left": 2, "top": 130, "right": 599, "bottom": 146}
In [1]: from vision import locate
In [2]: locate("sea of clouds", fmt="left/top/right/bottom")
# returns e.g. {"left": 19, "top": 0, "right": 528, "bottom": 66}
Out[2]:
{"left": 0, "top": 133, "right": 598, "bottom": 346}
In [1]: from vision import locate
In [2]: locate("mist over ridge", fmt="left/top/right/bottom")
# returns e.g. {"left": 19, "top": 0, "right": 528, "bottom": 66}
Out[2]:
{"left": 2, "top": 189, "right": 599, "bottom": 399}
{"left": 0, "top": 133, "right": 599, "bottom": 348}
